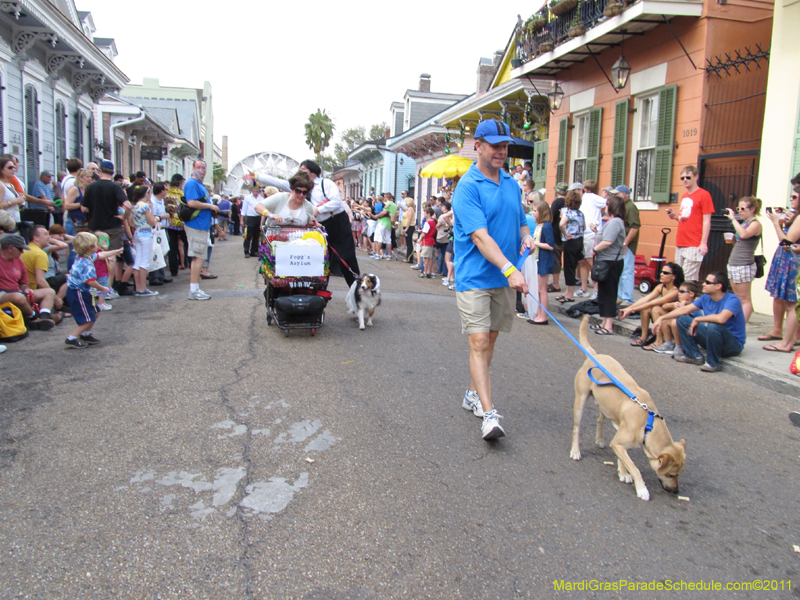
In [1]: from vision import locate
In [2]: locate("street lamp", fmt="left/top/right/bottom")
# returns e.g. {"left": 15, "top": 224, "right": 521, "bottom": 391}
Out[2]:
{"left": 548, "top": 83, "right": 564, "bottom": 111}
{"left": 611, "top": 55, "right": 631, "bottom": 90}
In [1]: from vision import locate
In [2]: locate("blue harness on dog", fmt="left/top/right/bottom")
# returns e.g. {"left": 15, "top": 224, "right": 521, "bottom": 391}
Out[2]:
{"left": 516, "top": 248, "right": 663, "bottom": 438}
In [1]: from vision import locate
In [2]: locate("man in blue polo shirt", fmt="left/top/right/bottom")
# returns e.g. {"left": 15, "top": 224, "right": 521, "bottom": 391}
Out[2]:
{"left": 183, "top": 159, "right": 219, "bottom": 300}
{"left": 452, "top": 119, "right": 535, "bottom": 440}
{"left": 654, "top": 271, "right": 745, "bottom": 372}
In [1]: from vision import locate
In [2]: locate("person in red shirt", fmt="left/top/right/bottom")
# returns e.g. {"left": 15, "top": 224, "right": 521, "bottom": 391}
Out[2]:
{"left": 666, "top": 165, "right": 715, "bottom": 282}
{"left": 417, "top": 207, "right": 438, "bottom": 279}
{"left": 0, "top": 234, "right": 58, "bottom": 330}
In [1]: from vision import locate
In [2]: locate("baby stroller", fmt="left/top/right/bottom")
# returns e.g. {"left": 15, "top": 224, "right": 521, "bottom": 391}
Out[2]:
{"left": 259, "top": 224, "right": 331, "bottom": 337}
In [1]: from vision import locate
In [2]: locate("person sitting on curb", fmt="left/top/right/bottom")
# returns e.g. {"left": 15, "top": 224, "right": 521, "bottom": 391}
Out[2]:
{"left": 619, "top": 262, "right": 683, "bottom": 351}
{"left": 652, "top": 271, "right": 745, "bottom": 372}
{"left": 0, "top": 234, "right": 58, "bottom": 330}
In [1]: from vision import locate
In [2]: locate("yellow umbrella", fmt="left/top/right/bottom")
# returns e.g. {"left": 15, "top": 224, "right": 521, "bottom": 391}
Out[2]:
{"left": 419, "top": 155, "right": 474, "bottom": 178}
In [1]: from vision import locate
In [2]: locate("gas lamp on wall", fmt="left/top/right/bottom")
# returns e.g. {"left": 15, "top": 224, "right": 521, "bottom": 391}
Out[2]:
{"left": 547, "top": 83, "right": 564, "bottom": 111}
{"left": 611, "top": 55, "right": 631, "bottom": 90}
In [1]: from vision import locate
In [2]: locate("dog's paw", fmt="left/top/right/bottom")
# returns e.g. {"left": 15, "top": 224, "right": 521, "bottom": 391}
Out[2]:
{"left": 636, "top": 487, "right": 651, "bottom": 501}
{"left": 595, "top": 440, "right": 606, "bottom": 449}
{"left": 619, "top": 474, "right": 633, "bottom": 484}
{"left": 569, "top": 450, "right": 581, "bottom": 461}
{"left": 366, "top": 320, "right": 373, "bottom": 327}
{"left": 359, "top": 325, "right": 365, "bottom": 330}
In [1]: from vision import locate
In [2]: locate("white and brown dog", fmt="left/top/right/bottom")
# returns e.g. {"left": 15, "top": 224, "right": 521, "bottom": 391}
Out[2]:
{"left": 345, "top": 274, "right": 381, "bottom": 330}
{"left": 570, "top": 316, "right": 687, "bottom": 501}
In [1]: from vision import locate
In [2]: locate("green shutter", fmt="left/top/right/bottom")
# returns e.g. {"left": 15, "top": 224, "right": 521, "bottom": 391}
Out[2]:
{"left": 533, "top": 139, "right": 548, "bottom": 188}
{"left": 585, "top": 107, "right": 602, "bottom": 181}
{"left": 651, "top": 85, "right": 677, "bottom": 203}
{"left": 611, "top": 98, "right": 629, "bottom": 188}
{"left": 555, "top": 116, "right": 569, "bottom": 184}
{"left": 792, "top": 102, "right": 800, "bottom": 184}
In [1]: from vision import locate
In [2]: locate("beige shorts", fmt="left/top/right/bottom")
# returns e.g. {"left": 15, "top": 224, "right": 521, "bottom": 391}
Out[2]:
{"left": 99, "top": 226, "right": 125, "bottom": 251}
{"left": 185, "top": 225, "right": 209, "bottom": 259}
{"left": 456, "top": 287, "right": 515, "bottom": 335}
{"left": 583, "top": 231, "right": 596, "bottom": 258}
{"left": 421, "top": 245, "right": 434, "bottom": 258}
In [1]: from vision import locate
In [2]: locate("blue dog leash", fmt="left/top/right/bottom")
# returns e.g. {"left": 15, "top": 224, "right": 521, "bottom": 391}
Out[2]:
{"left": 516, "top": 248, "right": 662, "bottom": 435}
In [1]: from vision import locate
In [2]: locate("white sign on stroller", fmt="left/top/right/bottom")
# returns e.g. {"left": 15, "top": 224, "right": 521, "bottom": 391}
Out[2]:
{"left": 274, "top": 245, "right": 324, "bottom": 277}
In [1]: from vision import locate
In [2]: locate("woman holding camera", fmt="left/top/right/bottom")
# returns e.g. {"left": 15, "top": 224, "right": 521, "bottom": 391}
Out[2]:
{"left": 724, "top": 196, "right": 762, "bottom": 323}
{"left": 762, "top": 186, "right": 800, "bottom": 352}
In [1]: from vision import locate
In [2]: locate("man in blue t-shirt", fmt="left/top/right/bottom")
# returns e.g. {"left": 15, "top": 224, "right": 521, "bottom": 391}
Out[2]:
{"left": 183, "top": 159, "right": 219, "bottom": 301}
{"left": 657, "top": 271, "right": 745, "bottom": 372}
{"left": 452, "top": 119, "right": 535, "bottom": 441}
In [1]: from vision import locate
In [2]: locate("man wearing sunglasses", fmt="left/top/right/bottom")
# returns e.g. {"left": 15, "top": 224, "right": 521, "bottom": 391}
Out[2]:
{"left": 653, "top": 271, "right": 745, "bottom": 372}
{"left": 666, "top": 165, "right": 714, "bottom": 282}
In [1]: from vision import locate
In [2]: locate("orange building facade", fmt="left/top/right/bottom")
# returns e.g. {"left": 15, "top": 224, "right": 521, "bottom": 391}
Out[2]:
{"left": 510, "top": 0, "right": 774, "bottom": 275}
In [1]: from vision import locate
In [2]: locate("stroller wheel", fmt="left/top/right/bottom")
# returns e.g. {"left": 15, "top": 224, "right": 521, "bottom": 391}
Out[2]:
{"left": 266, "top": 312, "right": 273, "bottom": 325}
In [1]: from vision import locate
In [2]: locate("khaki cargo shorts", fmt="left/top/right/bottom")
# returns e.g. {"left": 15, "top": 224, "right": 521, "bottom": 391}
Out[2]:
{"left": 185, "top": 225, "right": 209, "bottom": 259}
{"left": 455, "top": 286, "right": 515, "bottom": 335}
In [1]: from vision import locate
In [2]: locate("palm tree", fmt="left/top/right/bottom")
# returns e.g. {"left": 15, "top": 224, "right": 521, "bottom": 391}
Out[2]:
{"left": 304, "top": 109, "right": 335, "bottom": 169}
{"left": 212, "top": 162, "right": 226, "bottom": 190}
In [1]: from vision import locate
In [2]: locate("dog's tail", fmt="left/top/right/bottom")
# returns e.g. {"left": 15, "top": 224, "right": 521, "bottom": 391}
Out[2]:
{"left": 580, "top": 315, "right": 598, "bottom": 357}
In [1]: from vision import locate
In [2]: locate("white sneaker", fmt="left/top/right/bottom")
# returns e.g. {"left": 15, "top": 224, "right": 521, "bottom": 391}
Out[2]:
{"left": 98, "top": 303, "right": 113, "bottom": 311}
{"left": 442, "top": 279, "right": 450, "bottom": 286}
{"left": 575, "top": 289, "right": 589, "bottom": 298}
{"left": 462, "top": 389, "right": 485, "bottom": 418}
{"left": 481, "top": 409, "right": 505, "bottom": 440}
{"left": 590, "top": 291, "right": 598, "bottom": 300}
{"left": 0, "top": 344, "right": 6, "bottom": 354}
{"left": 188, "top": 289, "right": 211, "bottom": 300}
{"left": 105, "top": 289, "right": 119, "bottom": 300}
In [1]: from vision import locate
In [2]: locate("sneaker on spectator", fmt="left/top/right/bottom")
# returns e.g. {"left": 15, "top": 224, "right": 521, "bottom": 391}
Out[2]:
{"left": 64, "top": 337, "right": 88, "bottom": 349}
{"left": 411, "top": 265, "right": 421, "bottom": 270}
{"left": 79, "top": 333, "right": 101, "bottom": 345}
{"left": 0, "top": 344, "right": 6, "bottom": 354}
{"left": 448, "top": 284, "right": 456, "bottom": 291}
{"left": 700, "top": 362, "right": 721, "bottom": 372}
{"left": 481, "top": 409, "right": 505, "bottom": 440}
{"left": 673, "top": 354, "right": 704, "bottom": 365}
{"left": 590, "top": 291, "right": 598, "bottom": 300}
{"left": 462, "top": 389, "right": 485, "bottom": 417}
{"left": 98, "top": 303, "right": 113, "bottom": 311}
{"left": 652, "top": 341, "right": 675, "bottom": 354}
{"left": 188, "top": 289, "right": 211, "bottom": 301}
{"left": 575, "top": 289, "right": 589, "bottom": 298}
{"left": 672, "top": 346, "right": 685, "bottom": 360}
{"left": 134, "top": 289, "right": 159, "bottom": 297}
{"left": 442, "top": 279, "right": 450, "bottom": 286}
{"left": 105, "top": 289, "right": 119, "bottom": 300}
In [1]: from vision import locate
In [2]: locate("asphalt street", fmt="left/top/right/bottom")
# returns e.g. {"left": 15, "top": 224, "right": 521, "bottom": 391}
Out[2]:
{"left": 1, "top": 237, "right": 799, "bottom": 599}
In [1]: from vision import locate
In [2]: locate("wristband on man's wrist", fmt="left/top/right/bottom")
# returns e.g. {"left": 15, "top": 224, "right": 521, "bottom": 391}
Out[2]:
{"left": 501, "top": 261, "right": 513, "bottom": 275}
{"left": 521, "top": 234, "right": 532, "bottom": 245}
{"left": 504, "top": 265, "right": 517, "bottom": 278}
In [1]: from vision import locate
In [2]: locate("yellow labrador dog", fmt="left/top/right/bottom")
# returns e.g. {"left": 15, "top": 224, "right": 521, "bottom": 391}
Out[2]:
{"left": 570, "top": 316, "right": 687, "bottom": 501}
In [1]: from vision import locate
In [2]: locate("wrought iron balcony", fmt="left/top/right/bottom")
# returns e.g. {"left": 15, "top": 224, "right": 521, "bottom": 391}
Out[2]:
{"left": 514, "top": 0, "right": 625, "bottom": 65}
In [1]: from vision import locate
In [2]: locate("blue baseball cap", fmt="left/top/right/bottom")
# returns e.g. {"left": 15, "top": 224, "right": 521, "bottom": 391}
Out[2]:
{"left": 474, "top": 119, "right": 513, "bottom": 144}
{"left": 615, "top": 184, "right": 632, "bottom": 196}
{"left": 99, "top": 160, "right": 115, "bottom": 171}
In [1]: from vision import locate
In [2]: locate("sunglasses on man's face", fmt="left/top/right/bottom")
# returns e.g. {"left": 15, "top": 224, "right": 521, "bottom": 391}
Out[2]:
{"left": 680, "top": 175, "right": 693, "bottom": 181}
{"left": 703, "top": 279, "right": 718, "bottom": 286}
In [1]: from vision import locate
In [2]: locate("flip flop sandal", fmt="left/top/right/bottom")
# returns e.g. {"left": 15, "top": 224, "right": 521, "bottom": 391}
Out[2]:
{"left": 642, "top": 344, "right": 657, "bottom": 352}
{"left": 558, "top": 297, "right": 574, "bottom": 304}
{"left": 630, "top": 338, "right": 647, "bottom": 347}
{"left": 643, "top": 333, "right": 658, "bottom": 346}
{"left": 555, "top": 295, "right": 566, "bottom": 302}
{"left": 590, "top": 324, "right": 603, "bottom": 330}
{"left": 547, "top": 284, "right": 558, "bottom": 293}
{"left": 594, "top": 327, "right": 613, "bottom": 335}
{"left": 757, "top": 334, "right": 782, "bottom": 341}
{"left": 762, "top": 344, "right": 793, "bottom": 353}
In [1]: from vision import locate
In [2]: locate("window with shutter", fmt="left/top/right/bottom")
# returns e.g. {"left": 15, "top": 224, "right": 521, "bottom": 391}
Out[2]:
{"left": 555, "top": 116, "right": 569, "bottom": 184}
{"left": 87, "top": 115, "right": 94, "bottom": 162}
{"left": 24, "top": 85, "right": 40, "bottom": 189}
{"left": 611, "top": 99, "right": 629, "bottom": 187}
{"left": 792, "top": 101, "right": 800, "bottom": 183}
{"left": 651, "top": 85, "right": 677, "bottom": 203}
{"left": 56, "top": 102, "right": 67, "bottom": 170}
{"left": 74, "top": 111, "right": 84, "bottom": 162}
{"left": 585, "top": 107, "right": 602, "bottom": 182}
{"left": 533, "top": 139, "right": 548, "bottom": 188}
{"left": 0, "top": 75, "right": 4, "bottom": 151}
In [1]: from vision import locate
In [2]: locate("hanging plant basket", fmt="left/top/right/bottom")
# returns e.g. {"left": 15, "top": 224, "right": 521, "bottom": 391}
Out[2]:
{"left": 511, "top": 58, "right": 522, "bottom": 68}
{"left": 550, "top": 0, "right": 579, "bottom": 18}
{"left": 604, "top": 1, "right": 624, "bottom": 17}
{"left": 568, "top": 23, "right": 586, "bottom": 37}
{"left": 527, "top": 16, "right": 547, "bottom": 34}
{"left": 539, "top": 41, "right": 555, "bottom": 53}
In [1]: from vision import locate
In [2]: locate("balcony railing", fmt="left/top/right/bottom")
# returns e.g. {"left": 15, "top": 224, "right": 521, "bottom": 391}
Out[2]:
{"left": 514, "top": 0, "right": 627, "bottom": 65}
